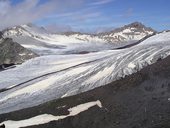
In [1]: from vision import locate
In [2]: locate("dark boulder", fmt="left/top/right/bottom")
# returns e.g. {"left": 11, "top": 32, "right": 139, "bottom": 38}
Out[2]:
{"left": 0, "top": 124, "right": 5, "bottom": 128}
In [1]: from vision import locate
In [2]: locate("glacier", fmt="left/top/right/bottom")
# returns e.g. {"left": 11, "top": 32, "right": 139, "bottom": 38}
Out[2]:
{"left": 0, "top": 32, "right": 170, "bottom": 114}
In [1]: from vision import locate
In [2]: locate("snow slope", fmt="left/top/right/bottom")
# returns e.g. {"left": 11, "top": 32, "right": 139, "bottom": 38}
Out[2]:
{"left": 0, "top": 31, "right": 170, "bottom": 114}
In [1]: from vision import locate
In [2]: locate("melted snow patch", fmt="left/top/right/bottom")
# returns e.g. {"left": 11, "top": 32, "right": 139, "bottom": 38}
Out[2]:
{"left": 0, "top": 100, "right": 102, "bottom": 128}
{"left": 19, "top": 53, "right": 26, "bottom": 56}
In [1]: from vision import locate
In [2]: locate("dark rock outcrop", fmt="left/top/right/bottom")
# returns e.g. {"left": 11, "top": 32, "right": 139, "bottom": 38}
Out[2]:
{"left": 0, "top": 124, "right": 5, "bottom": 128}
{"left": 0, "top": 38, "right": 38, "bottom": 65}
{"left": 0, "top": 31, "right": 3, "bottom": 39}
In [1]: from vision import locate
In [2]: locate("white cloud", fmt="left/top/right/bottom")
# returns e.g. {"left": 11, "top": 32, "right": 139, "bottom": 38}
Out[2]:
{"left": 45, "top": 23, "right": 72, "bottom": 33}
{"left": 90, "top": 0, "right": 114, "bottom": 6}
{"left": 0, "top": 0, "right": 116, "bottom": 32}
{"left": 94, "top": 26, "right": 115, "bottom": 34}
{"left": 74, "top": 12, "right": 101, "bottom": 22}
{"left": 123, "top": 8, "right": 133, "bottom": 17}
{"left": 0, "top": 0, "right": 84, "bottom": 30}
{"left": 0, "top": 0, "right": 43, "bottom": 30}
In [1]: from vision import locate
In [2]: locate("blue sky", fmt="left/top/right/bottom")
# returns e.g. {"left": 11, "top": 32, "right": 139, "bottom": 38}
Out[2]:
{"left": 1, "top": 0, "right": 170, "bottom": 32}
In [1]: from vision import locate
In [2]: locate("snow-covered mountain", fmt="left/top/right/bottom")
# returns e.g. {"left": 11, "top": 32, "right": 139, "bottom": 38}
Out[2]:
{"left": 2, "top": 22, "right": 155, "bottom": 55}
{"left": 0, "top": 31, "right": 170, "bottom": 114}
{"left": 98, "top": 22, "right": 155, "bottom": 43}
{"left": 66, "top": 22, "right": 156, "bottom": 44}
{"left": 2, "top": 25, "right": 110, "bottom": 55}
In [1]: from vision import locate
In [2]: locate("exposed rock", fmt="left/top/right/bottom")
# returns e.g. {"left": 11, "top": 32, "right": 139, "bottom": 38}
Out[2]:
{"left": 0, "top": 32, "right": 3, "bottom": 39}
{"left": 0, "top": 124, "right": 5, "bottom": 128}
{"left": 0, "top": 38, "right": 38, "bottom": 65}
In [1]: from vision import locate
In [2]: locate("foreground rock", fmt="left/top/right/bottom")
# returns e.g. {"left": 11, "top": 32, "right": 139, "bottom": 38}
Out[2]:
{"left": 0, "top": 51, "right": 170, "bottom": 128}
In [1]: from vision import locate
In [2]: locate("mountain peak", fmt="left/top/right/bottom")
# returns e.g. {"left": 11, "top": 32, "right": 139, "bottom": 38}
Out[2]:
{"left": 124, "top": 22, "right": 156, "bottom": 32}
{"left": 97, "top": 22, "right": 156, "bottom": 43}
{"left": 126, "top": 22, "right": 145, "bottom": 28}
